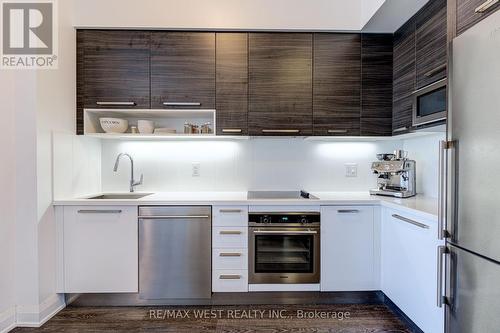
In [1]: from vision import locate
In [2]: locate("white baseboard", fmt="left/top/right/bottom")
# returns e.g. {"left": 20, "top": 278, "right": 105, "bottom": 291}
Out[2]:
{"left": 0, "top": 307, "right": 16, "bottom": 333}
{"left": 249, "top": 284, "right": 320, "bottom": 292}
{"left": 16, "top": 294, "right": 65, "bottom": 328}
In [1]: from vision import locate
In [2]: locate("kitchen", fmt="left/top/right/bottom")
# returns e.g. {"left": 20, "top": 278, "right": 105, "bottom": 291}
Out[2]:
{"left": 0, "top": 0, "right": 499, "bottom": 332}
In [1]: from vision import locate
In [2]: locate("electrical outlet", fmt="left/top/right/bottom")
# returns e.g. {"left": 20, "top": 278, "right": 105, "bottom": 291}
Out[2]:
{"left": 345, "top": 163, "right": 358, "bottom": 178}
{"left": 192, "top": 162, "right": 201, "bottom": 177}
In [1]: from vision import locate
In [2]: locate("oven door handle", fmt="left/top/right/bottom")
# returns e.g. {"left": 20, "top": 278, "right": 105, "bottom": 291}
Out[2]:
{"left": 253, "top": 230, "right": 318, "bottom": 235}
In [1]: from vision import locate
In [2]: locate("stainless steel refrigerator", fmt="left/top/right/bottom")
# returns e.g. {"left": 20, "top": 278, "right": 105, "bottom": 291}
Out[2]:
{"left": 439, "top": 9, "right": 500, "bottom": 333}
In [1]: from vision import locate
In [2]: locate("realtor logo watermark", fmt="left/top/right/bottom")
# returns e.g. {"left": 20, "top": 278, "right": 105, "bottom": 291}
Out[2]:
{"left": 1, "top": 0, "right": 58, "bottom": 69}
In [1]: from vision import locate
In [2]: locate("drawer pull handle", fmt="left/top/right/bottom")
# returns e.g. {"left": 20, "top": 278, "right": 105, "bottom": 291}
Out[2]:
{"left": 393, "top": 127, "right": 409, "bottom": 133}
{"left": 219, "top": 253, "right": 242, "bottom": 257}
{"left": 261, "top": 129, "right": 300, "bottom": 134}
{"left": 219, "top": 230, "right": 242, "bottom": 235}
{"left": 337, "top": 210, "right": 360, "bottom": 214}
{"left": 219, "top": 209, "right": 243, "bottom": 213}
{"left": 78, "top": 210, "right": 122, "bottom": 214}
{"left": 328, "top": 129, "right": 348, "bottom": 134}
{"left": 392, "top": 214, "right": 430, "bottom": 229}
{"left": 96, "top": 102, "right": 136, "bottom": 106}
{"left": 139, "top": 215, "right": 210, "bottom": 219}
{"left": 163, "top": 102, "right": 201, "bottom": 107}
{"left": 222, "top": 129, "right": 242, "bottom": 133}
{"left": 424, "top": 64, "right": 447, "bottom": 78}
{"left": 219, "top": 274, "right": 241, "bottom": 280}
{"left": 475, "top": 0, "right": 498, "bottom": 13}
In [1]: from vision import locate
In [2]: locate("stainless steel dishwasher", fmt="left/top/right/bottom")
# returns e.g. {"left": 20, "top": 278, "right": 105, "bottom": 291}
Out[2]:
{"left": 138, "top": 206, "right": 212, "bottom": 299}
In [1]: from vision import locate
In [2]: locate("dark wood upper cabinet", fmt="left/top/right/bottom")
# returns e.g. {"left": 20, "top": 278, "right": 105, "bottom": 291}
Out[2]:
{"left": 248, "top": 33, "right": 313, "bottom": 136}
{"left": 216, "top": 33, "right": 248, "bottom": 135}
{"left": 457, "top": 0, "right": 499, "bottom": 35}
{"left": 151, "top": 32, "right": 215, "bottom": 109}
{"left": 80, "top": 30, "right": 151, "bottom": 109}
{"left": 313, "top": 33, "right": 361, "bottom": 136}
{"left": 361, "top": 34, "right": 393, "bottom": 136}
{"left": 393, "top": 19, "right": 416, "bottom": 135}
{"left": 415, "top": 0, "right": 447, "bottom": 89}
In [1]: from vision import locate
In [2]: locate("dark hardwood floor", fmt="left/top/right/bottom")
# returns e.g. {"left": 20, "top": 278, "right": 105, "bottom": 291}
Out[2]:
{"left": 13, "top": 304, "right": 412, "bottom": 333}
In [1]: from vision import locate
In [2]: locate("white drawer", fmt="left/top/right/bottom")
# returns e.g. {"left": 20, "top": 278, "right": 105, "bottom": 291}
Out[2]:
{"left": 213, "top": 227, "right": 248, "bottom": 248}
{"left": 213, "top": 248, "right": 248, "bottom": 270}
{"left": 213, "top": 206, "right": 248, "bottom": 227}
{"left": 212, "top": 269, "right": 248, "bottom": 292}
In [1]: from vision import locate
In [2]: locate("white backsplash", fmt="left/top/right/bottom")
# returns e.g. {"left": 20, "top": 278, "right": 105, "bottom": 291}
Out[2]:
{"left": 402, "top": 133, "right": 446, "bottom": 198}
{"left": 100, "top": 138, "right": 404, "bottom": 193}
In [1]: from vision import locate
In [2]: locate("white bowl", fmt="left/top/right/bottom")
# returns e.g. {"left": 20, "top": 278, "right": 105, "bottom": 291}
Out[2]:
{"left": 100, "top": 118, "right": 128, "bottom": 134}
{"left": 138, "top": 120, "right": 155, "bottom": 134}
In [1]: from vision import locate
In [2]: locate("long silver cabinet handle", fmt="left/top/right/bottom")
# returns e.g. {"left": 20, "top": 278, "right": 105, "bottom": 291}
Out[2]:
{"left": 253, "top": 230, "right": 317, "bottom": 235}
{"left": 78, "top": 210, "right": 122, "bottom": 214}
{"left": 139, "top": 215, "right": 210, "bottom": 219}
{"left": 475, "top": 0, "right": 498, "bottom": 13}
{"left": 337, "top": 210, "right": 360, "bottom": 214}
{"left": 261, "top": 129, "right": 300, "bottom": 134}
{"left": 219, "top": 209, "right": 243, "bottom": 213}
{"left": 424, "top": 64, "right": 447, "bottom": 78}
{"left": 219, "top": 274, "right": 241, "bottom": 280}
{"left": 328, "top": 129, "right": 348, "bottom": 134}
{"left": 219, "top": 230, "right": 243, "bottom": 235}
{"left": 219, "top": 253, "right": 242, "bottom": 257}
{"left": 392, "top": 214, "right": 430, "bottom": 229}
{"left": 437, "top": 246, "right": 448, "bottom": 307}
{"left": 163, "top": 102, "right": 201, "bottom": 106}
{"left": 221, "top": 129, "right": 243, "bottom": 133}
{"left": 96, "top": 102, "right": 136, "bottom": 106}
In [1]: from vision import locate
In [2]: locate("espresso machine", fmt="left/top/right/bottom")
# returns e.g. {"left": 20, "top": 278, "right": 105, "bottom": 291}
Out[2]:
{"left": 370, "top": 150, "right": 416, "bottom": 198}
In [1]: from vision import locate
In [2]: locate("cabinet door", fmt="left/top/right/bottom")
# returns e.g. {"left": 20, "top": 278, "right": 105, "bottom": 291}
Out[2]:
{"left": 381, "top": 208, "right": 444, "bottom": 333}
{"left": 81, "top": 30, "right": 151, "bottom": 110}
{"left": 393, "top": 19, "right": 416, "bottom": 135}
{"left": 249, "top": 33, "right": 313, "bottom": 136}
{"left": 361, "top": 34, "right": 393, "bottom": 136}
{"left": 151, "top": 32, "right": 215, "bottom": 109}
{"left": 457, "top": 0, "right": 499, "bottom": 35}
{"left": 321, "top": 206, "right": 375, "bottom": 291}
{"left": 216, "top": 33, "right": 248, "bottom": 135}
{"left": 313, "top": 34, "right": 361, "bottom": 136}
{"left": 63, "top": 206, "right": 138, "bottom": 293}
{"left": 415, "top": 0, "right": 447, "bottom": 89}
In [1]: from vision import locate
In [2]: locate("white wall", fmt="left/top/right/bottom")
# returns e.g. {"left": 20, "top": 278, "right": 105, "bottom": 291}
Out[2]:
{"left": 73, "top": 0, "right": 362, "bottom": 30}
{"left": 403, "top": 133, "right": 446, "bottom": 198}
{"left": 361, "top": 0, "right": 386, "bottom": 27}
{"left": 36, "top": 0, "right": 77, "bottom": 311}
{"left": 101, "top": 139, "right": 403, "bottom": 193}
{"left": 362, "top": 0, "right": 430, "bottom": 32}
{"left": 0, "top": 71, "right": 17, "bottom": 333}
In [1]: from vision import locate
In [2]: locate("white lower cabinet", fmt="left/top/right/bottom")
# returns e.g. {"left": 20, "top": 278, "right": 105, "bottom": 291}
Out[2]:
{"left": 62, "top": 206, "right": 138, "bottom": 293}
{"left": 212, "top": 206, "right": 248, "bottom": 292}
{"left": 381, "top": 207, "right": 444, "bottom": 333}
{"left": 321, "top": 206, "right": 377, "bottom": 291}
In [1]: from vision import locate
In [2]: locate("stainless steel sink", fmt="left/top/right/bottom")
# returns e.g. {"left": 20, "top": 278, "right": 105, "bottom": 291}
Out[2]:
{"left": 87, "top": 193, "right": 153, "bottom": 200}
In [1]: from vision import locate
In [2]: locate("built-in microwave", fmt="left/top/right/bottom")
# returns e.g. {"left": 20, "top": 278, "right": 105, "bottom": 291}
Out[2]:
{"left": 412, "top": 78, "right": 447, "bottom": 127}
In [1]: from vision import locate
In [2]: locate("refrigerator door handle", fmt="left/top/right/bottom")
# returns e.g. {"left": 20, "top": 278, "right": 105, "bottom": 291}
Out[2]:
{"left": 437, "top": 245, "right": 448, "bottom": 307}
{"left": 439, "top": 140, "right": 455, "bottom": 239}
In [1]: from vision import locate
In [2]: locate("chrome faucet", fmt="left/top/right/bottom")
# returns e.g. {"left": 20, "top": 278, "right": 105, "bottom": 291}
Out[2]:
{"left": 113, "top": 153, "right": 143, "bottom": 193}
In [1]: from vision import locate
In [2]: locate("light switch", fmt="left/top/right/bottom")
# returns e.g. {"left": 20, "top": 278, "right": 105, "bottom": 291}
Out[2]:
{"left": 345, "top": 163, "right": 358, "bottom": 178}
{"left": 192, "top": 162, "right": 201, "bottom": 177}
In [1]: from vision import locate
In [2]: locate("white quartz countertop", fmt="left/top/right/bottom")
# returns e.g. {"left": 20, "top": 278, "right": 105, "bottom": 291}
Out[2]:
{"left": 53, "top": 191, "right": 438, "bottom": 221}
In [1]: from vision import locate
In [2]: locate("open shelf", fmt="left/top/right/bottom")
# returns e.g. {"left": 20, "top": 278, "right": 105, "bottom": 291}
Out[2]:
{"left": 84, "top": 108, "right": 217, "bottom": 138}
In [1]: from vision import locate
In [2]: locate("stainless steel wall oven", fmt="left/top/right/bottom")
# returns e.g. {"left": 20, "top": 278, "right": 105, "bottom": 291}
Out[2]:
{"left": 249, "top": 212, "right": 320, "bottom": 284}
